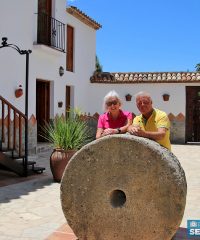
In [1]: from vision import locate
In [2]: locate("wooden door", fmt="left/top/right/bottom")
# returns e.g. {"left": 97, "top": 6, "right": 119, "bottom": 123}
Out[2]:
{"left": 38, "top": 0, "right": 52, "bottom": 14}
{"left": 36, "top": 80, "right": 50, "bottom": 142}
{"left": 38, "top": 0, "right": 52, "bottom": 46}
{"left": 66, "top": 86, "right": 71, "bottom": 119}
{"left": 186, "top": 86, "right": 200, "bottom": 142}
{"left": 66, "top": 25, "right": 74, "bottom": 72}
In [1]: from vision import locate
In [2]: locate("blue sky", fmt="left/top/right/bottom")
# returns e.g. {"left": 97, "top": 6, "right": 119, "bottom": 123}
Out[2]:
{"left": 67, "top": 0, "right": 200, "bottom": 72}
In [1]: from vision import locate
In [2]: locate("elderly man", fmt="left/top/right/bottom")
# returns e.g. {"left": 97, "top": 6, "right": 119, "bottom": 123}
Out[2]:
{"left": 128, "top": 91, "right": 171, "bottom": 150}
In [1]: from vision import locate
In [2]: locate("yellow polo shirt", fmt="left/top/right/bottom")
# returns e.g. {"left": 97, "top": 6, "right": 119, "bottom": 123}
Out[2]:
{"left": 133, "top": 109, "right": 171, "bottom": 150}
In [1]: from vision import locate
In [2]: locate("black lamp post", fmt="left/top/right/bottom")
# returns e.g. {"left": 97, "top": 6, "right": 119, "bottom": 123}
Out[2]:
{"left": 0, "top": 37, "right": 32, "bottom": 176}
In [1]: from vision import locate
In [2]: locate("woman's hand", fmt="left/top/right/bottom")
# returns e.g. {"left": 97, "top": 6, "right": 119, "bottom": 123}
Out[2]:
{"left": 102, "top": 128, "right": 117, "bottom": 136}
{"left": 96, "top": 128, "right": 117, "bottom": 139}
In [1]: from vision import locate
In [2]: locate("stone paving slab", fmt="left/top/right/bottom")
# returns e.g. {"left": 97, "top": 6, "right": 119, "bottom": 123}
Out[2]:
{"left": 0, "top": 144, "right": 199, "bottom": 240}
{"left": 171, "top": 144, "right": 200, "bottom": 229}
{"left": 0, "top": 177, "right": 65, "bottom": 239}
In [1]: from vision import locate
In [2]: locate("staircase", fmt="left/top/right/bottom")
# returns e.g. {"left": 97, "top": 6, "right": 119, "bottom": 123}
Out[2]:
{"left": 0, "top": 95, "right": 45, "bottom": 176}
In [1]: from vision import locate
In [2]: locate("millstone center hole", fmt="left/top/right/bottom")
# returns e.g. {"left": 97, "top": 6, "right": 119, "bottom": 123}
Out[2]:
{"left": 110, "top": 189, "right": 126, "bottom": 208}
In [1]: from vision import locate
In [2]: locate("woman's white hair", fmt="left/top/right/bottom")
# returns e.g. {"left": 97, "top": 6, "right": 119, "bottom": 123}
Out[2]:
{"left": 103, "top": 90, "right": 122, "bottom": 111}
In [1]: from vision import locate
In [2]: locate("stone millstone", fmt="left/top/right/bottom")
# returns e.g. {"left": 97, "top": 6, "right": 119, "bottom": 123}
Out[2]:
{"left": 60, "top": 135, "right": 187, "bottom": 240}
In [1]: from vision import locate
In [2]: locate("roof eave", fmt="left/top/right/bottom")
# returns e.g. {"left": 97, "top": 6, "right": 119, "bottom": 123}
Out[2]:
{"left": 66, "top": 6, "right": 102, "bottom": 30}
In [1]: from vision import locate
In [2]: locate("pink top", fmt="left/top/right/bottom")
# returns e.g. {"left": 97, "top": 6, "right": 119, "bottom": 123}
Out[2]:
{"left": 97, "top": 110, "right": 133, "bottom": 129}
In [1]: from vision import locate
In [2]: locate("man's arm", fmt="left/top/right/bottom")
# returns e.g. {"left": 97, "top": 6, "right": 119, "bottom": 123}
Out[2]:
{"left": 132, "top": 127, "right": 167, "bottom": 140}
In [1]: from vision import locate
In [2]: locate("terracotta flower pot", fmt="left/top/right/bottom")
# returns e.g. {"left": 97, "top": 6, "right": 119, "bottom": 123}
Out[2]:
{"left": 163, "top": 94, "right": 170, "bottom": 101}
{"left": 50, "top": 149, "right": 76, "bottom": 182}
{"left": 15, "top": 86, "right": 23, "bottom": 98}
{"left": 125, "top": 94, "right": 132, "bottom": 101}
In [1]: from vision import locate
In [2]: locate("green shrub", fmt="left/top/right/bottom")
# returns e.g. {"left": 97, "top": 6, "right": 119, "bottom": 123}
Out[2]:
{"left": 41, "top": 109, "right": 92, "bottom": 150}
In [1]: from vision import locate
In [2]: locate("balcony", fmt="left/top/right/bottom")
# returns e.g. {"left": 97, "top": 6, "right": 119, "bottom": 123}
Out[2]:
{"left": 36, "top": 13, "right": 65, "bottom": 52}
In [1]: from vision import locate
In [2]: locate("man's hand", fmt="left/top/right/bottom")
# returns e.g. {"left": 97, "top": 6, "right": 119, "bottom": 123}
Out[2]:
{"left": 134, "top": 128, "right": 147, "bottom": 137}
{"left": 128, "top": 125, "right": 148, "bottom": 137}
{"left": 128, "top": 125, "right": 167, "bottom": 140}
{"left": 128, "top": 125, "right": 140, "bottom": 134}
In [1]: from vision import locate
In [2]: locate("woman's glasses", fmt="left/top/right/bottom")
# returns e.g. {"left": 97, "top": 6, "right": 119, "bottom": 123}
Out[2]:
{"left": 106, "top": 100, "right": 118, "bottom": 106}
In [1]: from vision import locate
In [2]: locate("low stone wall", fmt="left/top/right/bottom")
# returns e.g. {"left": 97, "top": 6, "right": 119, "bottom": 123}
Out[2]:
{"left": 0, "top": 111, "right": 186, "bottom": 156}
{"left": 80, "top": 113, "right": 99, "bottom": 140}
{"left": 169, "top": 113, "right": 185, "bottom": 144}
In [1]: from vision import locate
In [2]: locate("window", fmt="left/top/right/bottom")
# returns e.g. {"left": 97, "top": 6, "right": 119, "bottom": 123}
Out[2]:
{"left": 66, "top": 25, "right": 74, "bottom": 72}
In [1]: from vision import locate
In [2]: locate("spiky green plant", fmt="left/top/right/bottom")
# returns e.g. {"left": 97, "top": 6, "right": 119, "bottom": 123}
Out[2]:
{"left": 195, "top": 63, "right": 200, "bottom": 72}
{"left": 95, "top": 55, "right": 103, "bottom": 73}
{"left": 41, "top": 110, "right": 92, "bottom": 150}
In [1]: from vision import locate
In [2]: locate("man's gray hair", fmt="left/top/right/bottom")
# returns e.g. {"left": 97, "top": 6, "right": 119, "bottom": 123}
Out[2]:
{"left": 103, "top": 90, "right": 122, "bottom": 111}
{"left": 134, "top": 91, "right": 152, "bottom": 101}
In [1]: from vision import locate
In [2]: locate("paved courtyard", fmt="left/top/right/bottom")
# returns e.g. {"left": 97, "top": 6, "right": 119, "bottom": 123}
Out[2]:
{"left": 0, "top": 144, "right": 199, "bottom": 239}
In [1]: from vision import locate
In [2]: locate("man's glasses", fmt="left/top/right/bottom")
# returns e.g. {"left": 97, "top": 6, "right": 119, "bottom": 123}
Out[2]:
{"left": 137, "top": 100, "right": 151, "bottom": 105}
{"left": 106, "top": 100, "right": 118, "bottom": 106}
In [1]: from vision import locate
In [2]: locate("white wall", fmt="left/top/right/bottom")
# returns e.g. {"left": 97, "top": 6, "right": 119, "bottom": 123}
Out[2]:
{"left": 87, "top": 82, "right": 200, "bottom": 116}
{"left": 30, "top": 48, "right": 64, "bottom": 118}
{"left": 2, "top": 0, "right": 196, "bottom": 121}
{"left": 0, "top": 0, "right": 97, "bottom": 118}
{"left": 0, "top": 0, "right": 35, "bottom": 113}
{"left": 64, "top": 12, "right": 96, "bottom": 113}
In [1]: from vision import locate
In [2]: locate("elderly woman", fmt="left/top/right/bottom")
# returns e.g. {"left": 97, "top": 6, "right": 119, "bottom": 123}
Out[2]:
{"left": 96, "top": 90, "right": 133, "bottom": 139}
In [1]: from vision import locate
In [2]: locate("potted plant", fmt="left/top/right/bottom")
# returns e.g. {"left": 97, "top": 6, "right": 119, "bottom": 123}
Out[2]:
{"left": 15, "top": 85, "right": 23, "bottom": 98}
{"left": 41, "top": 109, "right": 92, "bottom": 182}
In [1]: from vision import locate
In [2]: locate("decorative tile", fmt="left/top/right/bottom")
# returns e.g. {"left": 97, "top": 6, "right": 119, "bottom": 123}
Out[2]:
{"left": 29, "top": 114, "right": 36, "bottom": 126}
{"left": 176, "top": 113, "right": 185, "bottom": 121}
{"left": 168, "top": 113, "right": 176, "bottom": 121}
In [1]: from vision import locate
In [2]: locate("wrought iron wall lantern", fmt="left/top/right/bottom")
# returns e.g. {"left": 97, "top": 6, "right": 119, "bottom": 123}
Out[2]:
{"left": 125, "top": 94, "right": 132, "bottom": 101}
{"left": 162, "top": 94, "right": 170, "bottom": 101}
{"left": 59, "top": 66, "right": 64, "bottom": 76}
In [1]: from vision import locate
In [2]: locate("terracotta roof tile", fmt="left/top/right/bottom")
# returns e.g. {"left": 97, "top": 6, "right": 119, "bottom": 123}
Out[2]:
{"left": 90, "top": 72, "right": 200, "bottom": 83}
{"left": 67, "top": 6, "right": 102, "bottom": 30}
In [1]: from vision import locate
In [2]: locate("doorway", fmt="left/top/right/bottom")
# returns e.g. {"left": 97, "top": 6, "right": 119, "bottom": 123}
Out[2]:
{"left": 186, "top": 86, "right": 200, "bottom": 142}
{"left": 36, "top": 80, "right": 50, "bottom": 142}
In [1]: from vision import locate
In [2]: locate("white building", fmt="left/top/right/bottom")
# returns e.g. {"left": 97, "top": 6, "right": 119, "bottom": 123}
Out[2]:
{"left": 0, "top": 0, "right": 101, "bottom": 155}
{"left": 0, "top": 0, "right": 200, "bottom": 169}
